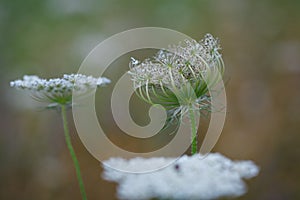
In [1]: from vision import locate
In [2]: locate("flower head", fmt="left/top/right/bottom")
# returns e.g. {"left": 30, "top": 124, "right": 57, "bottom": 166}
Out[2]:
{"left": 103, "top": 153, "right": 259, "bottom": 200}
{"left": 10, "top": 74, "right": 110, "bottom": 108}
{"left": 128, "top": 34, "right": 224, "bottom": 124}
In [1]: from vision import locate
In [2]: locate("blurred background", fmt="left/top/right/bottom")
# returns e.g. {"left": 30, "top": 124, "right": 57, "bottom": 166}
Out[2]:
{"left": 1, "top": 0, "right": 300, "bottom": 199}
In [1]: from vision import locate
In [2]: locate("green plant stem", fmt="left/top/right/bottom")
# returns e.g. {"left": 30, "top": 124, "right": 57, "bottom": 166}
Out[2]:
{"left": 61, "top": 105, "right": 87, "bottom": 200}
{"left": 189, "top": 107, "right": 197, "bottom": 155}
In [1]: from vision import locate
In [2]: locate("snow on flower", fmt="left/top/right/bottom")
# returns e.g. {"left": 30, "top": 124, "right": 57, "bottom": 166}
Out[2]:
{"left": 103, "top": 153, "right": 259, "bottom": 200}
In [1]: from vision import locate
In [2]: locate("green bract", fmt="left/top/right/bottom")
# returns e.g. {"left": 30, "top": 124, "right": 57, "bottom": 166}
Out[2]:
{"left": 129, "top": 34, "right": 224, "bottom": 125}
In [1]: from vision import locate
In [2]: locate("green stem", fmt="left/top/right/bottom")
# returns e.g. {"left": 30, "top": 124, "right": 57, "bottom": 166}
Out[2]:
{"left": 61, "top": 105, "right": 87, "bottom": 200}
{"left": 188, "top": 107, "right": 197, "bottom": 155}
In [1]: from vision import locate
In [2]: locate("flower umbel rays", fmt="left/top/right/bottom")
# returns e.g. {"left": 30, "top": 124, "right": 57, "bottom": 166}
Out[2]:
{"left": 10, "top": 74, "right": 111, "bottom": 108}
{"left": 128, "top": 34, "right": 225, "bottom": 155}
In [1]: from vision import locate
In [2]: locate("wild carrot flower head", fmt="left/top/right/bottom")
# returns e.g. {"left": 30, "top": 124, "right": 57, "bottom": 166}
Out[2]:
{"left": 10, "top": 74, "right": 110, "bottom": 108}
{"left": 103, "top": 153, "right": 259, "bottom": 200}
{"left": 128, "top": 34, "right": 224, "bottom": 123}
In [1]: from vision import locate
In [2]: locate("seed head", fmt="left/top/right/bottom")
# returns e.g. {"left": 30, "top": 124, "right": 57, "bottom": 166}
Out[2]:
{"left": 128, "top": 34, "right": 224, "bottom": 124}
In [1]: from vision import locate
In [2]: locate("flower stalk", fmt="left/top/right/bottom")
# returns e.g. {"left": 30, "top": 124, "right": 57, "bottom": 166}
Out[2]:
{"left": 188, "top": 107, "right": 197, "bottom": 155}
{"left": 61, "top": 105, "right": 87, "bottom": 200}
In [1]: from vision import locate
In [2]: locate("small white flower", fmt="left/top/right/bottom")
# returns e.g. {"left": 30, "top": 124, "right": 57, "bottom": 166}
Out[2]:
{"left": 103, "top": 153, "right": 259, "bottom": 200}
{"left": 10, "top": 74, "right": 110, "bottom": 107}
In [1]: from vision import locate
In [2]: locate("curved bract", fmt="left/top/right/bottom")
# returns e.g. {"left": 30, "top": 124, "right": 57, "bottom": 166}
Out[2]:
{"left": 129, "top": 34, "right": 225, "bottom": 125}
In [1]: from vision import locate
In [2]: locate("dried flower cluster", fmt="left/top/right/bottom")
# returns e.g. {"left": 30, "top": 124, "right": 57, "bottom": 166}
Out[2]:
{"left": 10, "top": 74, "right": 110, "bottom": 107}
{"left": 103, "top": 153, "right": 259, "bottom": 200}
{"left": 128, "top": 34, "right": 224, "bottom": 123}
{"left": 129, "top": 34, "right": 223, "bottom": 89}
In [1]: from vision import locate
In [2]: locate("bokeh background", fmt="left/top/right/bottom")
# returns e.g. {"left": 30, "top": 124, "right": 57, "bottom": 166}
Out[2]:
{"left": 1, "top": 0, "right": 300, "bottom": 199}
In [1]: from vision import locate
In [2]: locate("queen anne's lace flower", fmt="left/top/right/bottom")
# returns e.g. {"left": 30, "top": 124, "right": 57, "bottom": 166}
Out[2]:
{"left": 103, "top": 153, "right": 259, "bottom": 200}
{"left": 10, "top": 74, "right": 109, "bottom": 198}
{"left": 128, "top": 34, "right": 224, "bottom": 124}
{"left": 10, "top": 74, "right": 110, "bottom": 107}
